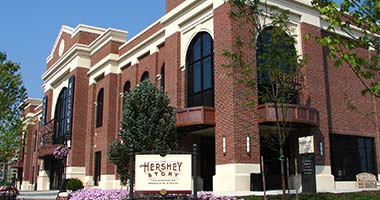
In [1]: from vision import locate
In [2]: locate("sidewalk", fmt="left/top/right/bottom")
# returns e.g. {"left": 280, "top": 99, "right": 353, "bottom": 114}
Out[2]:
{"left": 17, "top": 190, "right": 59, "bottom": 200}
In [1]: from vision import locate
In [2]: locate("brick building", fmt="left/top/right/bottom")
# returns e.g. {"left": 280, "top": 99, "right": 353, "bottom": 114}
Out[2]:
{"left": 19, "top": 0, "right": 380, "bottom": 192}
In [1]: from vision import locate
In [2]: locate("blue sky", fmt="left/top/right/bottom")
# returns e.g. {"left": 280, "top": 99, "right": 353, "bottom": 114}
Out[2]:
{"left": 0, "top": 0, "right": 165, "bottom": 98}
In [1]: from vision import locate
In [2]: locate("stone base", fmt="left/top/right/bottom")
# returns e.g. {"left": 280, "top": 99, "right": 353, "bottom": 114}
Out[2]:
{"left": 37, "top": 170, "right": 50, "bottom": 191}
{"left": 335, "top": 181, "right": 358, "bottom": 190}
{"left": 20, "top": 181, "right": 33, "bottom": 191}
{"left": 213, "top": 163, "right": 260, "bottom": 192}
{"left": 315, "top": 165, "right": 335, "bottom": 192}
{"left": 66, "top": 167, "right": 86, "bottom": 183}
{"left": 98, "top": 175, "right": 121, "bottom": 189}
{"left": 84, "top": 176, "right": 94, "bottom": 187}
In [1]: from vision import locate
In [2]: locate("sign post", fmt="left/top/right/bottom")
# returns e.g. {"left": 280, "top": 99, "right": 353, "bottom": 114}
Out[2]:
{"left": 298, "top": 136, "right": 316, "bottom": 193}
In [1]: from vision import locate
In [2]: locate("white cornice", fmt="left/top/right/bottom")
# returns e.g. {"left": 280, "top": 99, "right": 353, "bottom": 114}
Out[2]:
{"left": 72, "top": 24, "right": 106, "bottom": 36}
{"left": 42, "top": 44, "right": 90, "bottom": 82}
{"left": 46, "top": 24, "right": 107, "bottom": 63}
{"left": 161, "top": 0, "right": 209, "bottom": 25}
{"left": 89, "top": 28, "right": 128, "bottom": 56}
{"left": 88, "top": 53, "right": 119, "bottom": 76}
{"left": 119, "top": 18, "right": 163, "bottom": 50}
{"left": 119, "top": 29, "right": 165, "bottom": 66}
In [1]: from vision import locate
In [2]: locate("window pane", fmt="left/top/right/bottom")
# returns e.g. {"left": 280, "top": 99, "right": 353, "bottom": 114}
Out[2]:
{"left": 193, "top": 38, "right": 201, "bottom": 61}
{"left": 202, "top": 57, "right": 212, "bottom": 90}
{"left": 202, "top": 34, "right": 212, "bottom": 57}
{"left": 193, "top": 61, "right": 201, "bottom": 93}
{"left": 203, "top": 89, "right": 214, "bottom": 107}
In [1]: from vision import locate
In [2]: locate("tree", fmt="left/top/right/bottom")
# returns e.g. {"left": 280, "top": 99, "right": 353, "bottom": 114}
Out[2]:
{"left": 108, "top": 80, "right": 177, "bottom": 184}
{"left": 312, "top": 0, "right": 380, "bottom": 97}
{"left": 223, "top": 1, "right": 304, "bottom": 199}
{"left": 0, "top": 52, "right": 27, "bottom": 163}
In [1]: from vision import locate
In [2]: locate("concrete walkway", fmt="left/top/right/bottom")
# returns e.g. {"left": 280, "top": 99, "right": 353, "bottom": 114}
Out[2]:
{"left": 17, "top": 190, "right": 59, "bottom": 200}
{"left": 213, "top": 188, "right": 380, "bottom": 197}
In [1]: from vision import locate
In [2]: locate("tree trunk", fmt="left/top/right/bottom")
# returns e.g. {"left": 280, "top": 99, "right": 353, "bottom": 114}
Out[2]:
{"left": 280, "top": 147, "right": 286, "bottom": 200}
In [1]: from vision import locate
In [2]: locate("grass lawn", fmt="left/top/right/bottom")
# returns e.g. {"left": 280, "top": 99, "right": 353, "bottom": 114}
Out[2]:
{"left": 241, "top": 190, "right": 380, "bottom": 200}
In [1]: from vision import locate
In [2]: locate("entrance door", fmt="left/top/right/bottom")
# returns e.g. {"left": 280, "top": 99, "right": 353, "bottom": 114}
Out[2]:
{"left": 47, "top": 157, "right": 64, "bottom": 190}
{"left": 260, "top": 136, "right": 289, "bottom": 190}
{"left": 200, "top": 137, "right": 215, "bottom": 191}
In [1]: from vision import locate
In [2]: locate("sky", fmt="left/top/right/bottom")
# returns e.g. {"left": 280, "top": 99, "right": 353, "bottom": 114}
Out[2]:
{"left": 0, "top": 0, "right": 165, "bottom": 98}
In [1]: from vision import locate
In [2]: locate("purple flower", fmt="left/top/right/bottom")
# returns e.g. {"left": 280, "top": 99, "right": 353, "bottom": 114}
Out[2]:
{"left": 69, "top": 188, "right": 128, "bottom": 200}
{"left": 53, "top": 145, "right": 69, "bottom": 159}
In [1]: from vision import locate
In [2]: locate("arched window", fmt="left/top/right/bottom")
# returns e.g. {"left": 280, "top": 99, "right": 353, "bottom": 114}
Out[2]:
{"left": 54, "top": 87, "right": 68, "bottom": 144}
{"left": 123, "top": 81, "right": 131, "bottom": 94}
{"left": 186, "top": 32, "right": 214, "bottom": 107}
{"left": 256, "top": 27, "right": 299, "bottom": 104}
{"left": 140, "top": 71, "right": 149, "bottom": 82}
{"left": 96, "top": 88, "right": 104, "bottom": 128}
{"left": 160, "top": 64, "right": 165, "bottom": 91}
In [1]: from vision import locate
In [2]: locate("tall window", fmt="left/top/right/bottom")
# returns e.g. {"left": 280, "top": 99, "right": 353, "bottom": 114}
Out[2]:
{"left": 256, "top": 27, "right": 299, "bottom": 104}
{"left": 331, "top": 135, "right": 377, "bottom": 181}
{"left": 160, "top": 65, "right": 165, "bottom": 91}
{"left": 94, "top": 151, "right": 101, "bottom": 186}
{"left": 140, "top": 71, "right": 149, "bottom": 82}
{"left": 186, "top": 32, "right": 214, "bottom": 107}
{"left": 54, "top": 87, "right": 68, "bottom": 144}
{"left": 96, "top": 88, "right": 104, "bottom": 128}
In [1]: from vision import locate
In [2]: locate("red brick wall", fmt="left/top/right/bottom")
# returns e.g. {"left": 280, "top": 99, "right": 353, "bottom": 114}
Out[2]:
{"left": 119, "top": 23, "right": 164, "bottom": 55}
{"left": 166, "top": 0, "right": 185, "bottom": 13}
{"left": 160, "top": 32, "right": 182, "bottom": 108}
{"left": 91, "top": 41, "right": 123, "bottom": 66}
{"left": 300, "top": 23, "right": 331, "bottom": 165}
{"left": 68, "top": 68, "right": 89, "bottom": 167}
{"left": 85, "top": 84, "right": 96, "bottom": 176}
{"left": 45, "top": 90, "right": 53, "bottom": 122}
{"left": 22, "top": 125, "right": 34, "bottom": 182}
{"left": 214, "top": 3, "right": 259, "bottom": 165}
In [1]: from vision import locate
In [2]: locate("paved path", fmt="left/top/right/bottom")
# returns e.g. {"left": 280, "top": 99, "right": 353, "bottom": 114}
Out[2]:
{"left": 17, "top": 190, "right": 59, "bottom": 200}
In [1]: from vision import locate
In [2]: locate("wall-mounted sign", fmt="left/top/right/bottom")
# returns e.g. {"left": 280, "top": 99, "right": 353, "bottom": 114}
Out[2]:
{"left": 299, "top": 136, "right": 314, "bottom": 154}
{"left": 65, "top": 76, "right": 75, "bottom": 140}
{"left": 135, "top": 154, "right": 192, "bottom": 194}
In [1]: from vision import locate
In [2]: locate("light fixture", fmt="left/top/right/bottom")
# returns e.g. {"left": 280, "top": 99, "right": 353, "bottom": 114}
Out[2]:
{"left": 246, "top": 136, "right": 251, "bottom": 153}
{"left": 319, "top": 141, "right": 324, "bottom": 156}
{"left": 222, "top": 137, "right": 226, "bottom": 155}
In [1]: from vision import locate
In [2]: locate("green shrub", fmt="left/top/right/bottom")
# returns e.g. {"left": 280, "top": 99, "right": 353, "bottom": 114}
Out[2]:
{"left": 62, "top": 178, "right": 84, "bottom": 191}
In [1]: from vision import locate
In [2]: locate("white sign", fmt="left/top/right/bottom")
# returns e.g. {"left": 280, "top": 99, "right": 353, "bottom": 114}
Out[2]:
{"left": 135, "top": 154, "right": 192, "bottom": 194}
{"left": 299, "top": 136, "right": 314, "bottom": 154}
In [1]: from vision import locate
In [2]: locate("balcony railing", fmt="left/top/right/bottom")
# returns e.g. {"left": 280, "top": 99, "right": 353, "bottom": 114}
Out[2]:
{"left": 38, "top": 119, "right": 60, "bottom": 158}
{"left": 257, "top": 103, "right": 319, "bottom": 126}
{"left": 176, "top": 106, "right": 215, "bottom": 127}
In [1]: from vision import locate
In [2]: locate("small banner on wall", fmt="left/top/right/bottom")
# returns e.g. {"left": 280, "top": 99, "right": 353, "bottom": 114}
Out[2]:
{"left": 135, "top": 154, "right": 192, "bottom": 194}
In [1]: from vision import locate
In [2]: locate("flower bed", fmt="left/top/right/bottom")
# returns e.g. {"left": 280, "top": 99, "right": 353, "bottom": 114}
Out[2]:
{"left": 69, "top": 188, "right": 128, "bottom": 200}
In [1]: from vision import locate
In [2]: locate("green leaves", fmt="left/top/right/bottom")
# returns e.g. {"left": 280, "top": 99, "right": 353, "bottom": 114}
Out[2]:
{"left": 0, "top": 52, "right": 27, "bottom": 162}
{"left": 107, "top": 80, "right": 177, "bottom": 184}
{"left": 312, "top": 0, "right": 380, "bottom": 97}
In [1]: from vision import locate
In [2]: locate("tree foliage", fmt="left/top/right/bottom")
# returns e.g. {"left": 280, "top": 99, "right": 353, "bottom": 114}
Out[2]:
{"left": 108, "top": 80, "right": 177, "bottom": 184}
{"left": 0, "top": 52, "right": 27, "bottom": 162}
{"left": 223, "top": 1, "right": 304, "bottom": 198}
{"left": 312, "top": 0, "right": 380, "bottom": 96}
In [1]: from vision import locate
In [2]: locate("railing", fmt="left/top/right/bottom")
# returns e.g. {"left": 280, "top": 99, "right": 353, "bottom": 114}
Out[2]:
{"left": 176, "top": 106, "right": 215, "bottom": 127}
{"left": 257, "top": 103, "right": 319, "bottom": 126}
{"left": 38, "top": 119, "right": 60, "bottom": 158}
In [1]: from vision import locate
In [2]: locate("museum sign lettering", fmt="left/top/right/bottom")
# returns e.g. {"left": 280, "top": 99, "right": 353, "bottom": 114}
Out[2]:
{"left": 135, "top": 154, "right": 192, "bottom": 194}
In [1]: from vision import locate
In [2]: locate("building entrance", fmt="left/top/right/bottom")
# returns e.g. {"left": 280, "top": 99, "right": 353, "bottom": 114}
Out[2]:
{"left": 45, "top": 157, "right": 64, "bottom": 190}
{"left": 200, "top": 136, "right": 215, "bottom": 191}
